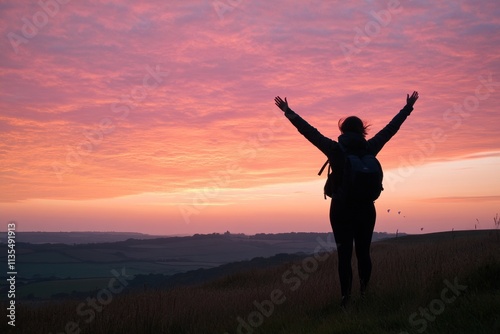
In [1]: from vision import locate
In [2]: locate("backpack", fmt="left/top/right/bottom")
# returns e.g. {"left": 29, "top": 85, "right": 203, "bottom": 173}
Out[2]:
{"left": 318, "top": 144, "right": 383, "bottom": 201}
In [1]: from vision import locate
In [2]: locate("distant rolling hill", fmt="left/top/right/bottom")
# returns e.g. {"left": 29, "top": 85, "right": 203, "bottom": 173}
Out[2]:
{"left": 0, "top": 231, "right": 398, "bottom": 299}
{"left": 3, "top": 231, "right": 174, "bottom": 244}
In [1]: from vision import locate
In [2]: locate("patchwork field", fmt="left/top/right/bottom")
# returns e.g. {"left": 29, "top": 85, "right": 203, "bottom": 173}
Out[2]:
{"left": 2, "top": 232, "right": 354, "bottom": 298}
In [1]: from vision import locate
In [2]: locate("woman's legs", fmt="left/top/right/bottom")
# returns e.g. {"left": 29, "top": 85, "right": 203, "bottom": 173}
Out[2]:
{"left": 330, "top": 200, "right": 354, "bottom": 303}
{"left": 334, "top": 225, "right": 354, "bottom": 300}
{"left": 354, "top": 202, "right": 376, "bottom": 295}
{"left": 331, "top": 200, "right": 376, "bottom": 303}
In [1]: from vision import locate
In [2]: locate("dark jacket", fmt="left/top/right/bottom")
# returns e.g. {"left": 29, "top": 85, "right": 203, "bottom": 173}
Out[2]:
{"left": 285, "top": 106, "right": 413, "bottom": 159}
{"left": 285, "top": 105, "right": 413, "bottom": 195}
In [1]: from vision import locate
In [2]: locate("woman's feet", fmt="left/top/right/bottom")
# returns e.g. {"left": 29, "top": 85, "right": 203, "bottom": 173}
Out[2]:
{"left": 340, "top": 295, "right": 350, "bottom": 309}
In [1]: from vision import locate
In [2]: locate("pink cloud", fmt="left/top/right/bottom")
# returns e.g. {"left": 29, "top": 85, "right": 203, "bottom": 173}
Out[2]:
{"left": 1, "top": 0, "right": 499, "bottom": 218}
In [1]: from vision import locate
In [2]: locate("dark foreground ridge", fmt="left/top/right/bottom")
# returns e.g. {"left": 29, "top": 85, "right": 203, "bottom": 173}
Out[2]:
{"left": 1, "top": 229, "right": 498, "bottom": 334}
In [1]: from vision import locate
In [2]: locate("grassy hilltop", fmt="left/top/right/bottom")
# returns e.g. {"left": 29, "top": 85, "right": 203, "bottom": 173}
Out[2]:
{"left": 4, "top": 230, "right": 500, "bottom": 334}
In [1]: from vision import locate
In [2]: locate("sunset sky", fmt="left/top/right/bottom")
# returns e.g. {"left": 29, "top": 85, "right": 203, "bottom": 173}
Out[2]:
{"left": 1, "top": 0, "right": 499, "bottom": 235}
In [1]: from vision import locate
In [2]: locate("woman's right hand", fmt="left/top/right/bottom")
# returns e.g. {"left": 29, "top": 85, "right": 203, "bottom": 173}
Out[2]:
{"left": 406, "top": 91, "right": 419, "bottom": 108}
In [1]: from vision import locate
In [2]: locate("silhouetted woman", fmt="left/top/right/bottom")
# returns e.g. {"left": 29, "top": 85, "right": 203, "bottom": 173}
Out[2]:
{"left": 275, "top": 92, "right": 419, "bottom": 307}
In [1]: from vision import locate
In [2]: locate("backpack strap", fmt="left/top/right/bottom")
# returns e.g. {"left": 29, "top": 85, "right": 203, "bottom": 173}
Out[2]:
{"left": 321, "top": 142, "right": 347, "bottom": 175}
{"left": 318, "top": 160, "right": 329, "bottom": 176}
{"left": 324, "top": 163, "right": 332, "bottom": 199}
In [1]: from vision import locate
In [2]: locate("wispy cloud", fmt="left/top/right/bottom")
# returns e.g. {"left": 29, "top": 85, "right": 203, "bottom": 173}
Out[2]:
{"left": 419, "top": 195, "right": 500, "bottom": 203}
{"left": 1, "top": 0, "right": 499, "bottom": 208}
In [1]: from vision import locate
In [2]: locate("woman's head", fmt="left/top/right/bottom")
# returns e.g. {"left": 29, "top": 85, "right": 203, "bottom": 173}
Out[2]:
{"left": 338, "top": 116, "right": 369, "bottom": 137}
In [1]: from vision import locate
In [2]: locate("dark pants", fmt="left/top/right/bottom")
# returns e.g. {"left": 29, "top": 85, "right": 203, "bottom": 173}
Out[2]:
{"left": 329, "top": 199, "right": 376, "bottom": 298}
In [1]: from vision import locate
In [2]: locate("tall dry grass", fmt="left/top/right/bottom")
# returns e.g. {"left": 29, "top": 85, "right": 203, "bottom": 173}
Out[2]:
{"left": 4, "top": 230, "right": 499, "bottom": 334}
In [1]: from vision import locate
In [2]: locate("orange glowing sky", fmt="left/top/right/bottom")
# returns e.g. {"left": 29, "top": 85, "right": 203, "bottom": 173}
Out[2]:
{"left": 1, "top": 0, "right": 499, "bottom": 235}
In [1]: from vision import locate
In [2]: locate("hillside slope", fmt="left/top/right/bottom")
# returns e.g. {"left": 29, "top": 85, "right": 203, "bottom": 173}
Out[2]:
{"left": 5, "top": 230, "right": 500, "bottom": 334}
